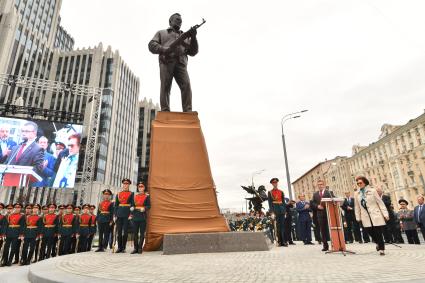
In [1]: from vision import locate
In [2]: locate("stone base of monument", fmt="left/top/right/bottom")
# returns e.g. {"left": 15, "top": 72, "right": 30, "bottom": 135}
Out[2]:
{"left": 162, "top": 231, "right": 271, "bottom": 255}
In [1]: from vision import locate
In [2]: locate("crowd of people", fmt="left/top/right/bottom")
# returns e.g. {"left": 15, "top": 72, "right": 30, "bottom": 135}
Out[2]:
{"left": 229, "top": 177, "right": 425, "bottom": 256}
{"left": 0, "top": 179, "right": 150, "bottom": 267}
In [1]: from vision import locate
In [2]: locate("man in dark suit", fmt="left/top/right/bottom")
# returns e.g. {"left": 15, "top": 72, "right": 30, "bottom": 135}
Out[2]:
{"left": 6, "top": 122, "right": 44, "bottom": 177}
{"left": 0, "top": 124, "right": 17, "bottom": 164}
{"left": 414, "top": 195, "right": 425, "bottom": 241}
{"left": 32, "top": 136, "right": 56, "bottom": 187}
{"left": 311, "top": 180, "right": 334, "bottom": 251}
{"left": 341, "top": 192, "right": 355, "bottom": 243}
{"left": 296, "top": 194, "right": 313, "bottom": 245}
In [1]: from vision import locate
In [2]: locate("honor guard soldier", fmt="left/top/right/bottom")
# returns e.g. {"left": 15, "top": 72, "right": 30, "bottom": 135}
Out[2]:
{"left": 96, "top": 189, "right": 114, "bottom": 252}
{"left": 51, "top": 204, "right": 64, "bottom": 258}
{"left": 77, "top": 204, "right": 92, "bottom": 253}
{"left": 0, "top": 203, "right": 5, "bottom": 254}
{"left": 1, "top": 203, "right": 25, "bottom": 267}
{"left": 131, "top": 182, "right": 151, "bottom": 254}
{"left": 267, "top": 178, "right": 287, "bottom": 247}
{"left": 58, "top": 204, "right": 77, "bottom": 255}
{"left": 21, "top": 204, "right": 42, "bottom": 265}
{"left": 114, "top": 178, "right": 134, "bottom": 253}
{"left": 39, "top": 204, "right": 58, "bottom": 260}
{"left": 70, "top": 206, "right": 81, "bottom": 254}
{"left": 87, "top": 205, "right": 97, "bottom": 251}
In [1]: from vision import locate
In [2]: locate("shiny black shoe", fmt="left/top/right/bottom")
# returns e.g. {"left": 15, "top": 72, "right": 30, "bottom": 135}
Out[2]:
{"left": 322, "top": 247, "right": 329, "bottom": 252}
{"left": 289, "top": 242, "right": 296, "bottom": 245}
{"left": 95, "top": 248, "right": 104, "bottom": 252}
{"left": 130, "top": 250, "right": 138, "bottom": 254}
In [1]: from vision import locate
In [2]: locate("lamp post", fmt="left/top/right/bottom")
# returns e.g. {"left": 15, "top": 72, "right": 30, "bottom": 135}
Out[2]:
{"left": 281, "top": 110, "right": 308, "bottom": 200}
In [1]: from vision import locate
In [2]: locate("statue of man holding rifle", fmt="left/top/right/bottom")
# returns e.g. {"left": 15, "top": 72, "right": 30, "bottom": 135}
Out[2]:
{"left": 148, "top": 13, "right": 205, "bottom": 112}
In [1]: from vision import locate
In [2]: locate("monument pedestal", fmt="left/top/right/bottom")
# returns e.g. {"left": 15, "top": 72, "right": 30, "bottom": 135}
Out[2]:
{"left": 144, "top": 112, "right": 229, "bottom": 251}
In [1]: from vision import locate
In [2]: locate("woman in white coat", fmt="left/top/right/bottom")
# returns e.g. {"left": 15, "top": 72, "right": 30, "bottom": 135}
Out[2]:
{"left": 354, "top": 176, "right": 389, "bottom": 255}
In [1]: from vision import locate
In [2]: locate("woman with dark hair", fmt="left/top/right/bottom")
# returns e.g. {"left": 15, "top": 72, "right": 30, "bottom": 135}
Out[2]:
{"left": 130, "top": 182, "right": 151, "bottom": 254}
{"left": 354, "top": 176, "right": 389, "bottom": 255}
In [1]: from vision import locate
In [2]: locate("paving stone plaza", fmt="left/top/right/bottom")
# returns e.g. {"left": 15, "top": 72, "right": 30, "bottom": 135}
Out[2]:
{"left": 2, "top": 242, "right": 425, "bottom": 283}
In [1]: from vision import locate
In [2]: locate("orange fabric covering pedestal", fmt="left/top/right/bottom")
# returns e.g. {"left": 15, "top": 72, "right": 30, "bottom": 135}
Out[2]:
{"left": 144, "top": 112, "right": 229, "bottom": 251}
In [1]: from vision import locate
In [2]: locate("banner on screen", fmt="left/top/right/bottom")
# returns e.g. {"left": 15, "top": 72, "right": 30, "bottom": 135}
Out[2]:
{"left": 0, "top": 117, "right": 83, "bottom": 188}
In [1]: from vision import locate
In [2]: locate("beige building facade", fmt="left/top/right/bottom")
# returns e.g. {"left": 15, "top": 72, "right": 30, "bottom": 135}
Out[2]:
{"left": 293, "top": 111, "right": 425, "bottom": 210}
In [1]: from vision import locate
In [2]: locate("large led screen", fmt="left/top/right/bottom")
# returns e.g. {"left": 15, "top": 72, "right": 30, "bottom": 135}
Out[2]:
{"left": 0, "top": 117, "right": 83, "bottom": 188}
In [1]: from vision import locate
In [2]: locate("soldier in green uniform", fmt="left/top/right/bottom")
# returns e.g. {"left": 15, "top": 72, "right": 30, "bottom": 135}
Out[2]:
{"left": 58, "top": 204, "right": 78, "bottom": 255}
{"left": 39, "top": 203, "right": 58, "bottom": 260}
{"left": 130, "top": 182, "right": 151, "bottom": 254}
{"left": 21, "top": 204, "right": 42, "bottom": 265}
{"left": 114, "top": 178, "right": 134, "bottom": 253}
{"left": 267, "top": 178, "right": 287, "bottom": 247}
{"left": 51, "top": 204, "right": 64, "bottom": 257}
{"left": 1, "top": 203, "right": 25, "bottom": 266}
{"left": 95, "top": 189, "right": 114, "bottom": 252}
{"left": 69, "top": 206, "right": 81, "bottom": 254}
{"left": 0, "top": 203, "right": 5, "bottom": 254}
{"left": 77, "top": 204, "right": 92, "bottom": 253}
{"left": 87, "top": 205, "right": 97, "bottom": 251}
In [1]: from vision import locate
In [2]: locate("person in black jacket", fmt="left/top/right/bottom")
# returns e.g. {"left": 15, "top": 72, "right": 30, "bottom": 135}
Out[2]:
{"left": 114, "top": 178, "right": 135, "bottom": 253}
{"left": 311, "top": 180, "right": 334, "bottom": 251}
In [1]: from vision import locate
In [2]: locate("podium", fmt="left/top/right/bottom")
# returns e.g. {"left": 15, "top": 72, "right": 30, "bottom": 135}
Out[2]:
{"left": 321, "top": 198, "right": 354, "bottom": 255}
{"left": 0, "top": 165, "right": 43, "bottom": 187}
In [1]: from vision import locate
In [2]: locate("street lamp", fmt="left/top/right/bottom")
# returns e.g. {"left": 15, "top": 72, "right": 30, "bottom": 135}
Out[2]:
{"left": 281, "top": 110, "right": 308, "bottom": 200}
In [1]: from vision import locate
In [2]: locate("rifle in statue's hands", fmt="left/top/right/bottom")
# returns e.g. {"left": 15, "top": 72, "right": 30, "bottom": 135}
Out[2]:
{"left": 160, "top": 18, "right": 206, "bottom": 63}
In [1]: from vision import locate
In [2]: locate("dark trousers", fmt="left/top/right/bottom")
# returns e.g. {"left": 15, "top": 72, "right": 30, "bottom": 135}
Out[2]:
{"left": 1, "top": 237, "right": 18, "bottom": 265}
{"left": 160, "top": 61, "right": 192, "bottom": 112}
{"left": 109, "top": 223, "right": 115, "bottom": 249}
{"left": 418, "top": 223, "right": 425, "bottom": 242}
{"left": 299, "top": 220, "right": 312, "bottom": 243}
{"left": 318, "top": 216, "right": 330, "bottom": 248}
{"left": 116, "top": 217, "right": 129, "bottom": 250}
{"left": 77, "top": 235, "right": 89, "bottom": 252}
{"left": 69, "top": 236, "right": 76, "bottom": 254}
{"left": 86, "top": 234, "right": 94, "bottom": 251}
{"left": 51, "top": 236, "right": 58, "bottom": 257}
{"left": 344, "top": 217, "right": 354, "bottom": 242}
{"left": 59, "top": 235, "right": 72, "bottom": 255}
{"left": 40, "top": 236, "right": 55, "bottom": 260}
{"left": 284, "top": 217, "right": 293, "bottom": 243}
{"left": 365, "top": 225, "right": 385, "bottom": 250}
{"left": 33, "top": 238, "right": 40, "bottom": 262}
{"left": 132, "top": 220, "right": 147, "bottom": 252}
{"left": 405, "top": 229, "right": 420, "bottom": 244}
{"left": 383, "top": 219, "right": 395, "bottom": 243}
{"left": 98, "top": 222, "right": 111, "bottom": 250}
{"left": 276, "top": 214, "right": 285, "bottom": 245}
{"left": 22, "top": 238, "right": 36, "bottom": 264}
{"left": 13, "top": 238, "right": 21, "bottom": 263}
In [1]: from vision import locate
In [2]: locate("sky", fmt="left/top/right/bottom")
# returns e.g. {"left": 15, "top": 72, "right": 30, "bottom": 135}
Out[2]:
{"left": 60, "top": 0, "right": 425, "bottom": 211}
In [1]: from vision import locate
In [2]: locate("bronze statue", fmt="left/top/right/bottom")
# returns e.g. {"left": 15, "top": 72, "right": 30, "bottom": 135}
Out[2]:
{"left": 148, "top": 13, "right": 206, "bottom": 112}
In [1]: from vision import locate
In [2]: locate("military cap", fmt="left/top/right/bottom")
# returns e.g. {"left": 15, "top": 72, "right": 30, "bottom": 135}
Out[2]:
{"left": 6, "top": 203, "right": 13, "bottom": 209}
{"left": 33, "top": 204, "right": 41, "bottom": 209}
{"left": 55, "top": 141, "right": 66, "bottom": 148}
{"left": 58, "top": 204, "right": 65, "bottom": 209}
{"left": 74, "top": 206, "right": 81, "bottom": 210}
{"left": 14, "top": 203, "right": 23, "bottom": 208}
{"left": 0, "top": 203, "right": 4, "bottom": 209}
{"left": 42, "top": 205, "right": 48, "bottom": 210}
{"left": 66, "top": 204, "right": 74, "bottom": 209}
{"left": 270, "top": 177, "right": 279, "bottom": 184}
{"left": 122, "top": 178, "right": 132, "bottom": 184}
{"left": 90, "top": 204, "right": 96, "bottom": 209}
{"left": 25, "top": 204, "right": 33, "bottom": 209}
{"left": 82, "top": 204, "right": 90, "bottom": 209}
{"left": 398, "top": 199, "right": 408, "bottom": 205}
{"left": 48, "top": 203, "right": 57, "bottom": 209}
{"left": 102, "top": 189, "right": 113, "bottom": 195}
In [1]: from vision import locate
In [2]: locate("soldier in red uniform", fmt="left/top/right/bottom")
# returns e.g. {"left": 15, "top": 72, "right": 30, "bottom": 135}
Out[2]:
{"left": 131, "top": 182, "right": 151, "bottom": 254}
{"left": 1, "top": 203, "right": 25, "bottom": 266}
{"left": 58, "top": 204, "right": 77, "bottom": 255}
{"left": 267, "top": 178, "right": 287, "bottom": 247}
{"left": 77, "top": 204, "right": 92, "bottom": 253}
{"left": 69, "top": 206, "right": 81, "bottom": 254}
{"left": 51, "top": 204, "right": 65, "bottom": 257}
{"left": 96, "top": 189, "right": 114, "bottom": 252}
{"left": 39, "top": 203, "right": 58, "bottom": 260}
{"left": 87, "top": 205, "right": 97, "bottom": 251}
{"left": 0, "top": 203, "right": 5, "bottom": 255}
{"left": 114, "top": 178, "right": 134, "bottom": 253}
{"left": 21, "top": 204, "right": 42, "bottom": 265}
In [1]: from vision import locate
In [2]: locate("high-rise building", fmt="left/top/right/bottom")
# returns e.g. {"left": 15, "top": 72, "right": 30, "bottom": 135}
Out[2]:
{"left": 0, "top": 0, "right": 142, "bottom": 205}
{"left": 137, "top": 98, "right": 159, "bottom": 185}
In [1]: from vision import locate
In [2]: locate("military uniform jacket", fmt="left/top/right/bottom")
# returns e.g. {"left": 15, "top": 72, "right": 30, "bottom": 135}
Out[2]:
{"left": 42, "top": 213, "right": 58, "bottom": 237}
{"left": 268, "top": 189, "right": 286, "bottom": 215}
{"left": 78, "top": 213, "right": 92, "bottom": 236}
{"left": 97, "top": 200, "right": 114, "bottom": 223}
{"left": 90, "top": 214, "right": 96, "bottom": 235}
{"left": 0, "top": 214, "right": 5, "bottom": 236}
{"left": 131, "top": 193, "right": 151, "bottom": 222}
{"left": 59, "top": 213, "right": 77, "bottom": 236}
{"left": 5, "top": 213, "right": 25, "bottom": 238}
{"left": 24, "top": 214, "right": 42, "bottom": 238}
{"left": 114, "top": 191, "right": 134, "bottom": 218}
